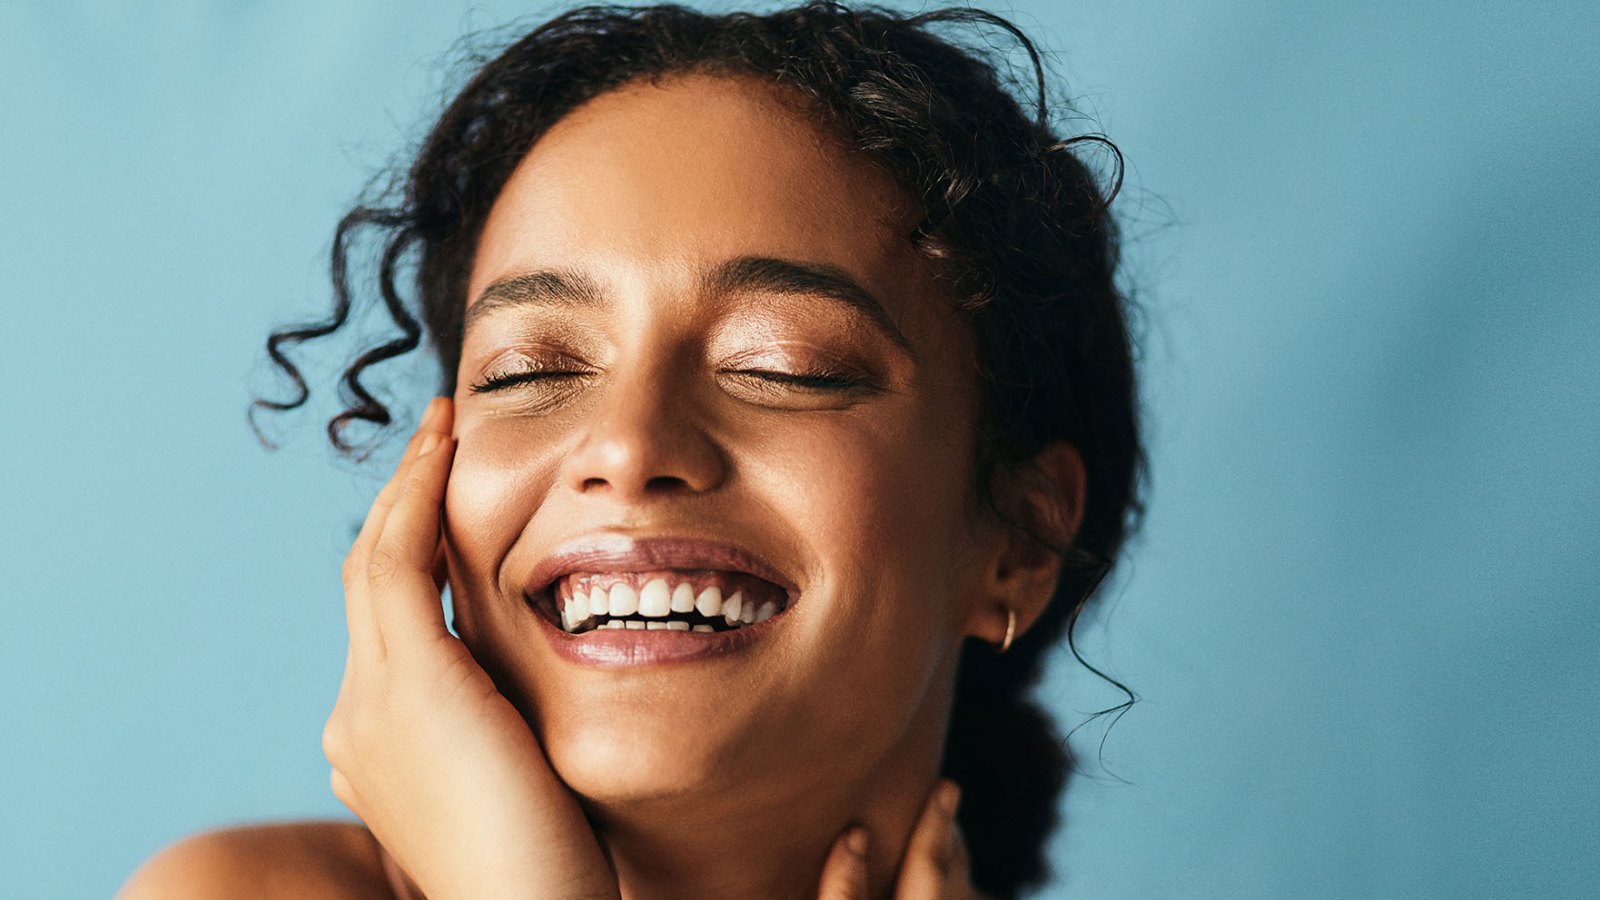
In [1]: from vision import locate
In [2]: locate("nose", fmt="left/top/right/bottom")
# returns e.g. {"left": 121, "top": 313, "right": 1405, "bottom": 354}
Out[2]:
{"left": 559, "top": 365, "right": 727, "bottom": 501}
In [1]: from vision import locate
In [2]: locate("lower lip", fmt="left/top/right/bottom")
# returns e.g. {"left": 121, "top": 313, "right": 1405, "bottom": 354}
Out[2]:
{"left": 531, "top": 599, "right": 777, "bottom": 667}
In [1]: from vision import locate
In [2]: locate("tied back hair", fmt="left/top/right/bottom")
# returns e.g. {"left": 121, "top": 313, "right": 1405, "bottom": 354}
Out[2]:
{"left": 255, "top": 5, "right": 1144, "bottom": 896}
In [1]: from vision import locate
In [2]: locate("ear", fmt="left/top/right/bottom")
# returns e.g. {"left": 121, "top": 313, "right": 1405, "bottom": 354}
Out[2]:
{"left": 963, "top": 441, "right": 1087, "bottom": 647}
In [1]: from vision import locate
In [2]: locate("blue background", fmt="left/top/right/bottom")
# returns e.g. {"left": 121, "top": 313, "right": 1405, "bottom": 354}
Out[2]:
{"left": 3, "top": 2, "right": 1597, "bottom": 897}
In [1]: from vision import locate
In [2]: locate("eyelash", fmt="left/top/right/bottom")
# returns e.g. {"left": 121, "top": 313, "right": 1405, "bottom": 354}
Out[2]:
{"left": 728, "top": 369, "right": 870, "bottom": 391}
{"left": 468, "top": 367, "right": 869, "bottom": 394}
{"left": 468, "top": 369, "right": 588, "bottom": 394}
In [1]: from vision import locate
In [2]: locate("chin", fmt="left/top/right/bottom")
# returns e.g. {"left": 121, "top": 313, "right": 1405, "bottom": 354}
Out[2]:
{"left": 542, "top": 707, "right": 737, "bottom": 806}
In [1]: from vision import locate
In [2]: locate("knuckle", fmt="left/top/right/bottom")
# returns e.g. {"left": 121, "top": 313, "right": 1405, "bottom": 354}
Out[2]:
{"left": 404, "top": 457, "right": 439, "bottom": 487}
{"left": 329, "top": 769, "right": 355, "bottom": 807}
{"left": 321, "top": 720, "right": 349, "bottom": 765}
{"left": 367, "top": 546, "right": 403, "bottom": 586}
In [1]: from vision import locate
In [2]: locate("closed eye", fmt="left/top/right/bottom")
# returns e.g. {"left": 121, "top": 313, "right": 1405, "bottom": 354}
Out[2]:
{"left": 469, "top": 369, "right": 591, "bottom": 393}
{"left": 728, "top": 369, "right": 870, "bottom": 391}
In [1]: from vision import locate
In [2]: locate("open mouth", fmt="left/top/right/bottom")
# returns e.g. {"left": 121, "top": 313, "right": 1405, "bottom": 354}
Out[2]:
{"left": 545, "top": 569, "right": 791, "bottom": 635}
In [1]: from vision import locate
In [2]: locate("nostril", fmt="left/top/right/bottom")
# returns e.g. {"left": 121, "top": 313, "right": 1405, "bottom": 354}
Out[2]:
{"left": 578, "top": 475, "right": 689, "bottom": 493}
{"left": 644, "top": 475, "right": 690, "bottom": 493}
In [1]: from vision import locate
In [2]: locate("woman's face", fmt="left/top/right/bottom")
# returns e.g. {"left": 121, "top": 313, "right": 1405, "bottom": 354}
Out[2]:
{"left": 443, "top": 74, "right": 1003, "bottom": 812}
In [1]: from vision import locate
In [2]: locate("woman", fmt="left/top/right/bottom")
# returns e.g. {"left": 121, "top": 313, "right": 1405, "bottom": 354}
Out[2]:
{"left": 122, "top": 3, "right": 1142, "bottom": 898}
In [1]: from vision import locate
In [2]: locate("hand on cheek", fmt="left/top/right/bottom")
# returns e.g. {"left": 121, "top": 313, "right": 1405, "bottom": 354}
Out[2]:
{"left": 323, "top": 397, "right": 619, "bottom": 900}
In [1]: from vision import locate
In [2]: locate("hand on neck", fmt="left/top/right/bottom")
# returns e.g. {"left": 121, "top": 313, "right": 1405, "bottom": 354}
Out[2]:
{"left": 584, "top": 701, "right": 952, "bottom": 900}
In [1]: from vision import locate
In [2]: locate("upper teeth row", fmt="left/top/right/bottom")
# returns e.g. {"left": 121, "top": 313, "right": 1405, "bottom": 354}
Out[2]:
{"left": 560, "top": 578, "right": 780, "bottom": 632}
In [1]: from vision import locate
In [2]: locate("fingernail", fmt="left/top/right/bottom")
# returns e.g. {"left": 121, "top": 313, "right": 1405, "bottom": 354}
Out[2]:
{"left": 845, "top": 827, "right": 869, "bottom": 857}
{"left": 938, "top": 781, "right": 962, "bottom": 817}
{"left": 420, "top": 397, "right": 443, "bottom": 427}
{"left": 418, "top": 433, "right": 441, "bottom": 456}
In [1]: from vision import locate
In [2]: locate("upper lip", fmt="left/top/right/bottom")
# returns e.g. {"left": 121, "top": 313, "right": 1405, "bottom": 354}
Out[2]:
{"left": 524, "top": 534, "right": 800, "bottom": 600}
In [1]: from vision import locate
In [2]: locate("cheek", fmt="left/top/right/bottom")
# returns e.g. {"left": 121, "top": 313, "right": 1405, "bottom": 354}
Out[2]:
{"left": 764, "top": 405, "right": 978, "bottom": 682}
{"left": 443, "top": 419, "right": 567, "bottom": 594}
{"left": 785, "top": 406, "right": 976, "bottom": 590}
{"left": 731, "top": 410, "right": 975, "bottom": 781}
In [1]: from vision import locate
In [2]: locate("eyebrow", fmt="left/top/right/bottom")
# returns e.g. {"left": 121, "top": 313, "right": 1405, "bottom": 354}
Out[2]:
{"left": 707, "top": 256, "right": 912, "bottom": 355}
{"left": 465, "top": 269, "right": 606, "bottom": 327}
{"left": 466, "top": 255, "right": 913, "bottom": 355}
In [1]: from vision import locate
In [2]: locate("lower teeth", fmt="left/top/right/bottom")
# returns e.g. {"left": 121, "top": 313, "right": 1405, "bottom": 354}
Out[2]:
{"left": 590, "top": 617, "right": 726, "bottom": 633}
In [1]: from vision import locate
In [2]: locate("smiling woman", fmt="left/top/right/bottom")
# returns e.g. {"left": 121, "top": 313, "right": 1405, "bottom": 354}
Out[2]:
{"left": 120, "top": 4, "right": 1141, "bottom": 899}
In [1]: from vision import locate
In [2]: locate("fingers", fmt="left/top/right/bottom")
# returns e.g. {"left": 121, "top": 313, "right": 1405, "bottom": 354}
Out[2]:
{"left": 816, "top": 827, "right": 870, "bottom": 900}
{"left": 819, "top": 781, "right": 972, "bottom": 900}
{"left": 892, "top": 780, "right": 969, "bottom": 900}
{"left": 342, "top": 397, "right": 453, "bottom": 659}
{"left": 366, "top": 399, "right": 456, "bottom": 652}
{"left": 351, "top": 398, "right": 451, "bottom": 563}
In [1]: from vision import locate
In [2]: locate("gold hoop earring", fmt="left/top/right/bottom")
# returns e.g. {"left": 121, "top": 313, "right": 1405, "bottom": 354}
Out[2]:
{"left": 997, "top": 607, "right": 1017, "bottom": 654}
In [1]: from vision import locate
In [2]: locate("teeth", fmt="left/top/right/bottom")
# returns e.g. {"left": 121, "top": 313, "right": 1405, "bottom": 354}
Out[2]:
{"left": 608, "top": 583, "right": 639, "bottom": 617}
{"left": 670, "top": 582, "right": 697, "bottom": 613}
{"left": 638, "top": 579, "right": 671, "bottom": 616}
{"left": 559, "top": 576, "right": 787, "bottom": 636}
{"left": 695, "top": 586, "right": 723, "bottom": 618}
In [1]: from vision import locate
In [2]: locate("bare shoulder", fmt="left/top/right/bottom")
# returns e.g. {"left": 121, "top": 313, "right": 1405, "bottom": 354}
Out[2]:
{"left": 118, "top": 820, "right": 395, "bottom": 900}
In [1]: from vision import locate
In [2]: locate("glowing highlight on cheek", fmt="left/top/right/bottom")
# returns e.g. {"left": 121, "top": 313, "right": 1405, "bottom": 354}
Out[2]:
{"left": 441, "top": 435, "right": 552, "bottom": 571}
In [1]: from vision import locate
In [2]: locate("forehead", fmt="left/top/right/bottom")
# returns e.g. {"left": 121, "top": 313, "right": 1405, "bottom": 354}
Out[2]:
{"left": 467, "top": 73, "right": 932, "bottom": 319}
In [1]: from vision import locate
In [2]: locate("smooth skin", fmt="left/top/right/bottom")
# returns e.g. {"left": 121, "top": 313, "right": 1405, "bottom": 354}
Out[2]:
{"left": 122, "top": 73, "right": 1081, "bottom": 899}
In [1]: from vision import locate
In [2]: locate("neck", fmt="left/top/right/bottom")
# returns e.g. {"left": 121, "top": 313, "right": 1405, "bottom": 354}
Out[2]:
{"left": 587, "top": 687, "right": 955, "bottom": 900}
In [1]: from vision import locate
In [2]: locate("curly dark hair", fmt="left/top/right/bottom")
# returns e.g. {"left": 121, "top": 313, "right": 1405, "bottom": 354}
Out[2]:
{"left": 256, "top": 3, "right": 1143, "bottom": 896}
